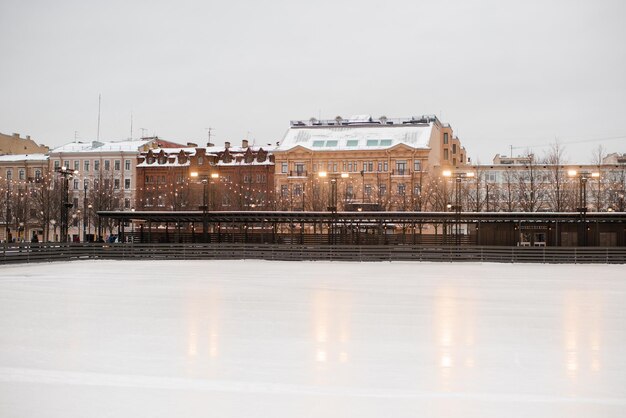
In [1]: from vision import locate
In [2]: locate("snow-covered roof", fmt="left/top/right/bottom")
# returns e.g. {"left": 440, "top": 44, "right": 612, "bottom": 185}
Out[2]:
{"left": 50, "top": 139, "right": 154, "bottom": 154}
{"left": 0, "top": 153, "right": 48, "bottom": 162}
{"left": 277, "top": 117, "right": 434, "bottom": 152}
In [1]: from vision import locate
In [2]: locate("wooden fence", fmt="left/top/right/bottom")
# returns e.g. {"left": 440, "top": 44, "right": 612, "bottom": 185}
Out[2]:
{"left": 2, "top": 243, "right": 625, "bottom": 265}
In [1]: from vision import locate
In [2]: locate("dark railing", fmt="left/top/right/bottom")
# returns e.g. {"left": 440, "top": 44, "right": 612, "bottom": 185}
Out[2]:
{"left": 2, "top": 243, "right": 625, "bottom": 265}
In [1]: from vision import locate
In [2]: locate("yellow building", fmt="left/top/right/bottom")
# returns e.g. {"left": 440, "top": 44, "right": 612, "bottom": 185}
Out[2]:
{"left": 273, "top": 115, "right": 467, "bottom": 211}
{"left": 0, "top": 132, "right": 49, "bottom": 155}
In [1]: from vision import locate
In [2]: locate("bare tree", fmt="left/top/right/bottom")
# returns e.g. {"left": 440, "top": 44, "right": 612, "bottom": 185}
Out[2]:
{"left": 543, "top": 140, "right": 568, "bottom": 211}
{"left": 591, "top": 145, "right": 606, "bottom": 211}
{"left": 516, "top": 151, "right": 545, "bottom": 212}
{"left": 501, "top": 168, "right": 517, "bottom": 211}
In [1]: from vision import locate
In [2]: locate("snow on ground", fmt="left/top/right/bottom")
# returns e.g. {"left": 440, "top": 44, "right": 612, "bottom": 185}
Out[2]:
{"left": 0, "top": 260, "right": 625, "bottom": 418}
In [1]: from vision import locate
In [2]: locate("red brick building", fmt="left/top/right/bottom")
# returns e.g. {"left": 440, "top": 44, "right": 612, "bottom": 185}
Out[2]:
{"left": 136, "top": 140, "right": 275, "bottom": 211}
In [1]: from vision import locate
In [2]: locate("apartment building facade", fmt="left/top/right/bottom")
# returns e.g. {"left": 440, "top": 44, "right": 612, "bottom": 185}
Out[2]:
{"left": 135, "top": 140, "right": 275, "bottom": 211}
{"left": 273, "top": 115, "right": 468, "bottom": 211}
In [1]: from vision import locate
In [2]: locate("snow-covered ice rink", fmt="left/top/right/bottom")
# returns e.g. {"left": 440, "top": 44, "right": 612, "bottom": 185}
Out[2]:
{"left": 1, "top": 260, "right": 625, "bottom": 418}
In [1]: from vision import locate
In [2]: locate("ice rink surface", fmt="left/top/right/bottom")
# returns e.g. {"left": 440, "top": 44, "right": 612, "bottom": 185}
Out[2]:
{"left": 0, "top": 260, "right": 625, "bottom": 418}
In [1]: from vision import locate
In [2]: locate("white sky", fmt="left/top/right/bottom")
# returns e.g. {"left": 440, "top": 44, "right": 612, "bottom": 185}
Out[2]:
{"left": 1, "top": 0, "right": 625, "bottom": 164}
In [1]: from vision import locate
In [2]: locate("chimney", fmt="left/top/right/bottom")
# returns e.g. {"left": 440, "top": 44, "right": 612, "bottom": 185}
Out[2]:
{"left": 13, "top": 133, "right": 19, "bottom": 138}
{"left": 242, "top": 139, "right": 248, "bottom": 148}
{"left": 224, "top": 141, "right": 230, "bottom": 149}
{"left": 26, "top": 135, "right": 31, "bottom": 140}
{"left": 207, "top": 142, "right": 214, "bottom": 147}
{"left": 187, "top": 142, "right": 198, "bottom": 147}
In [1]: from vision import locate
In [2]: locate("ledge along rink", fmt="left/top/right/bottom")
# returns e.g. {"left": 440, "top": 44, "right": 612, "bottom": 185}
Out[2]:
{"left": 0, "top": 260, "right": 625, "bottom": 418}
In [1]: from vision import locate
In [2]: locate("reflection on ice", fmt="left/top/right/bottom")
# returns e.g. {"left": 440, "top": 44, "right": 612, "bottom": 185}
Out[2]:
{"left": 2, "top": 261, "right": 624, "bottom": 418}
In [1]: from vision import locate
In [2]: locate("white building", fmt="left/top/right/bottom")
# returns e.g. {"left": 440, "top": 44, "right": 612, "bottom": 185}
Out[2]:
{"left": 48, "top": 138, "right": 178, "bottom": 241}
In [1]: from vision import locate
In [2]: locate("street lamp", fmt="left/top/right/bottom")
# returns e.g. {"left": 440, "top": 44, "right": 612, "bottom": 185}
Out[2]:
{"left": 442, "top": 170, "right": 474, "bottom": 246}
{"left": 87, "top": 204, "right": 93, "bottom": 241}
{"left": 56, "top": 166, "right": 78, "bottom": 243}
{"left": 83, "top": 181, "right": 88, "bottom": 242}
{"left": 50, "top": 219, "right": 57, "bottom": 242}
{"left": 190, "top": 171, "right": 219, "bottom": 243}
{"left": 568, "top": 170, "right": 600, "bottom": 246}
{"left": 319, "top": 171, "right": 349, "bottom": 212}
{"left": 319, "top": 171, "right": 349, "bottom": 244}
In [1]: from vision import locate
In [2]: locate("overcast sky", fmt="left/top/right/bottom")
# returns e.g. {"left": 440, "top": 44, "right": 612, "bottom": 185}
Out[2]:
{"left": 1, "top": 0, "right": 624, "bottom": 163}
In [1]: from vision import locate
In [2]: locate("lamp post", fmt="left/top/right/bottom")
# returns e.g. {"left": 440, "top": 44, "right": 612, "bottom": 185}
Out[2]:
{"left": 50, "top": 219, "right": 57, "bottom": 242}
{"left": 56, "top": 166, "right": 78, "bottom": 243}
{"left": 88, "top": 204, "right": 93, "bottom": 242}
{"left": 568, "top": 170, "right": 599, "bottom": 246}
{"left": 83, "top": 181, "right": 88, "bottom": 242}
{"left": 5, "top": 180, "right": 11, "bottom": 242}
{"left": 191, "top": 171, "right": 219, "bottom": 243}
{"left": 442, "top": 170, "right": 474, "bottom": 246}
{"left": 319, "top": 171, "right": 348, "bottom": 244}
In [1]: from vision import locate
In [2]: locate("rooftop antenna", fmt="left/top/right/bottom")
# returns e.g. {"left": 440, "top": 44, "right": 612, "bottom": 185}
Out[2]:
{"left": 97, "top": 94, "right": 101, "bottom": 141}
{"left": 74, "top": 131, "right": 79, "bottom": 143}
{"left": 140, "top": 128, "right": 147, "bottom": 139}
{"left": 510, "top": 144, "right": 513, "bottom": 157}
{"left": 205, "top": 127, "right": 213, "bottom": 146}
{"left": 130, "top": 111, "right": 133, "bottom": 140}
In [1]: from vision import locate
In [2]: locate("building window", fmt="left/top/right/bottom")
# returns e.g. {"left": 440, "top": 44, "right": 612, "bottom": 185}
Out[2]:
{"left": 114, "top": 160, "right": 121, "bottom": 171}
{"left": 244, "top": 174, "right": 252, "bottom": 183}
{"left": 84, "top": 160, "right": 90, "bottom": 172}
{"left": 444, "top": 149, "right": 449, "bottom": 160}
{"left": 398, "top": 183, "right": 406, "bottom": 195}
{"left": 54, "top": 160, "right": 60, "bottom": 169}
{"left": 414, "top": 185, "right": 421, "bottom": 196}
{"left": 396, "top": 161, "right": 407, "bottom": 175}
{"left": 368, "top": 162, "right": 373, "bottom": 172}
{"left": 384, "top": 162, "right": 388, "bottom": 172}
{"left": 74, "top": 161, "right": 79, "bottom": 171}
{"left": 124, "top": 198, "right": 131, "bottom": 209}
{"left": 281, "top": 185, "right": 289, "bottom": 197}
{"left": 452, "top": 144, "right": 457, "bottom": 154}
{"left": 414, "top": 160, "right": 421, "bottom": 172}
{"left": 114, "top": 179, "right": 120, "bottom": 189}
{"left": 346, "top": 185, "right": 353, "bottom": 199}
{"left": 295, "top": 163, "right": 305, "bottom": 176}
{"left": 35, "top": 170, "right": 42, "bottom": 180}
{"left": 19, "top": 169, "right": 25, "bottom": 180}
{"left": 281, "top": 163, "right": 288, "bottom": 173}
{"left": 294, "top": 184, "right": 302, "bottom": 196}
{"left": 124, "top": 179, "right": 130, "bottom": 189}
{"left": 73, "top": 179, "right": 79, "bottom": 189}
{"left": 125, "top": 160, "right": 131, "bottom": 170}
{"left": 364, "top": 184, "right": 372, "bottom": 197}
{"left": 94, "top": 160, "right": 100, "bottom": 171}
{"left": 6, "top": 170, "right": 12, "bottom": 180}
{"left": 379, "top": 184, "right": 387, "bottom": 196}
{"left": 444, "top": 133, "right": 449, "bottom": 144}
{"left": 348, "top": 162, "right": 353, "bottom": 172}
{"left": 104, "top": 160, "right": 110, "bottom": 171}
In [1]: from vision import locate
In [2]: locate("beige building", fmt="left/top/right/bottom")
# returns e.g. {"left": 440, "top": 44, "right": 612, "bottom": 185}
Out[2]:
{"left": 0, "top": 132, "right": 49, "bottom": 155}
{"left": 273, "top": 115, "right": 467, "bottom": 211}
{"left": 0, "top": 154, "right": 49, "bottom": 242}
